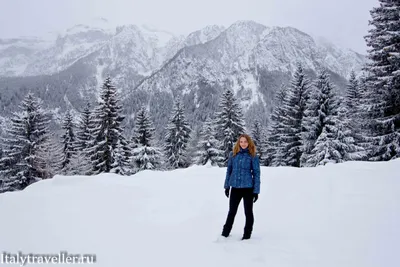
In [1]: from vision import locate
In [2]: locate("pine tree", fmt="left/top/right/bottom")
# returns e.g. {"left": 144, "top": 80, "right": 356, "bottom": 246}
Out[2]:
{"left": 195, "top": 116, "right": 224, "bottom": 166}
{"left": 358, "top": 73, "right": 378, "bottom": 158}
{"left": 263, "top": 85, "right": 288, "bottom": 166}
{"left": 214, "top": 89, "right": 246, "bottom": 165}
{"left": 302, "top": 69, "right": 342, "bottom": 166}
{"left": 0, "top": 93, "right": 51, "bottom": 191}
{"left": 251, "top": 120, "right": 265, "bottom": 159}
{"left": 279, "top": 63, "right": 311, "bottom": 167}
{"left": 164, "top": 98, "right": 192, "bottom": 169}
{"left": 187, "top": 125, "right": 202, "bottom": 166}
{"left": 363, "top": 0, "right": 400, "bottom": 160}
{"left": 346, "top": 71, "right": 362, "bottom": 114}
{"left": 76, "top": 103, "right": 92, "bottom": 151}
{"left": 344, "top": 71, "right": 368, "bottom": 160}
{"left": 131, "top": 106, "right": 162, "bottom": 172}
{"left": 336, "top": 99, "right": 367, "bottom": 161}
{"left": 74, "top": 103, "right": 93, "bottom": 175}
{"left": 60, "top": 110, "right": 76, "bottom": 174}
{"left": 38, "top": 135, "right": 63, "bottom": 177}
{"left": 301, "top": 70, "right": 324, "bottom": 166}
{"left": 0, "top": 144, "right": 4, "bottom": 192}
{"left": 307, "top": 127, "right": 341, "bottom": 166}
{"left": 258, "top": 129, "right": 269, "bottom": 166}
{"left": 111, "top": 136, "right": 131, "bottom": 175}
{"left": 87, "top": 76, "right": 127, "bottom": 174}
{"left": 358, "top": 73, "right": 371, "bottom": 127}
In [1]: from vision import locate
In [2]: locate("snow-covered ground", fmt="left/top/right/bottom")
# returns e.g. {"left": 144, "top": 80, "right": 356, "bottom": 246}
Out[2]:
{"left": 1, "top": 159, "right": 399, "bottom": 267}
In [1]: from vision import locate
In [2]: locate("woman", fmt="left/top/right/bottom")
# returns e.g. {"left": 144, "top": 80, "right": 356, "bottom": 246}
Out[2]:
{"left": 221, "top": 134, "right": 261, "bottom": 240}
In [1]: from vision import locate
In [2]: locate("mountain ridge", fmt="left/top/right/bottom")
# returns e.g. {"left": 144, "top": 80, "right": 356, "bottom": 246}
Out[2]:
{"left": 0, "top": 20, "right": 367, "bottom": 141}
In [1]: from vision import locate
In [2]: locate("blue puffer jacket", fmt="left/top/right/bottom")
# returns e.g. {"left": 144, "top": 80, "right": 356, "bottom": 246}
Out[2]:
{"left": 224, "top": 147, "right": 261, "bottom": 194}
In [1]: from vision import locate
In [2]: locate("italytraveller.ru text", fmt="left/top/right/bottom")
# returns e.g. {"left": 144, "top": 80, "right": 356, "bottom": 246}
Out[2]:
{"left": 1, "top": 251, "right": 96, "bottom": 265}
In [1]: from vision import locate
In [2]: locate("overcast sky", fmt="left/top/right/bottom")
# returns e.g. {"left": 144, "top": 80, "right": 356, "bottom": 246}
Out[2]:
{"left": 0, "top": 0, "right": 377, "bottom": 54}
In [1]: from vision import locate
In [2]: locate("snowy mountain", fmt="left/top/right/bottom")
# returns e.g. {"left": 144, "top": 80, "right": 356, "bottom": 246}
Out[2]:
{"left": 0, "top": 20, "right": 364, "bottom": 79}
{"left": 0, "top": 37, "right": 52, "bottom": 76}
{"left": 182, "top": 25, "right": 226, "bottom": 47}
{"left": 314, "top": 35, "right": 366, "bottom": 78}
{"left": 23, "top": 24, "right": 113, "bottom": 76}
{"left": 0, "top": 20, "right": 225, "bottom": 79}
{"left": 129, "top": 21, "right": 366, "bottom": 131}
{"left": 252, "top": 27, "right": 366, "bottom": 77}
{"left": 1, "top": 159, "right": 399, "bottom": 266}
{"left": 0, "top": 20, "right": 367, "bottom": 140}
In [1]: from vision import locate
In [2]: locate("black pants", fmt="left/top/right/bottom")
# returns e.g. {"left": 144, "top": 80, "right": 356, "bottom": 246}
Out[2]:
{"left": 222, "top": 187, "right": 254, "bottom": 236}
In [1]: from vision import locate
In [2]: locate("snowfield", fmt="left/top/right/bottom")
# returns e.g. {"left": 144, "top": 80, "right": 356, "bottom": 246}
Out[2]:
{"left": 0, "top": 159, "right": 399, "bottom": 267}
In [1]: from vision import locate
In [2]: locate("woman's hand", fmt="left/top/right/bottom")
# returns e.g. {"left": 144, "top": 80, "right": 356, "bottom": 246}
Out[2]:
{"left": 253, "top": 193, "right": 258, "bottom": 203}
{"left": 225, "top": 188, "right": 230, "bottom": 198}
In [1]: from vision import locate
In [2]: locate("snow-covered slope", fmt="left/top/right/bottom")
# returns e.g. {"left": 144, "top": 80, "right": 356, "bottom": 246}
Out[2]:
{"left": 183, "top": 25, "right": 226, "bottom": 47}
{"left": 0, "top": 20, "right": 365, "bottom": 80}
{"left": 1, "top": 159, "right": 399, "bottom": 267}
{"left": 23, "top": 22, "right": 114, "bottom": 76}
{"left": 62, "top": 23, "right": 226, "bottom": 99}
{"left": 134, "top": 21, "right": 270, "bottom": 110}
{"left": 134, "top": 21, "right": 366, "bottom": 118}
{"left": 161, "top": 25, "right": 226, "bottom": 66}
{"left": 0, "top": 37, "right": 52, "bottom": 76}
{"left": 249, "top": 27, "right": 366, "bottom": 78}
{"left": 0, "top": 20, "right": 367, "bottom": 136}
{"left": 314, "top": 36, "right": 366, "bottom": 78}
{"left": 0, "top": 21, "right": 226, "bottom": 78}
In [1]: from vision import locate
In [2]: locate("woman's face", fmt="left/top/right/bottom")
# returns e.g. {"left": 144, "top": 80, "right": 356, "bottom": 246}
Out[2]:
{"left": 239, "top": 137, "right": 249, "bottom": 149}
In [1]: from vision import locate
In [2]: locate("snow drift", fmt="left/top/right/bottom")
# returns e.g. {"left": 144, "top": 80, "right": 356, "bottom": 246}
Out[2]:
{"left": 0, "top": 159, "right": 399, "bottom": 267}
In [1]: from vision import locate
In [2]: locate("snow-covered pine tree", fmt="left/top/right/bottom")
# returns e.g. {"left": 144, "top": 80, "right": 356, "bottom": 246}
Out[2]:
{"left": 346, "top": 70, "right": 362, "bottom": 116}
{"left": 111, "top": 136, "right": 131, "bottom": 175}
{"left": 357, "top": 73, "right": 377, "bottom": 158}
{"left": 76, "top": 103, "right": 92, "bottom": 151}
{"left": 301, "top": 71, "right": 325, "bottom": 166}
{"left": 195, "top": 116, "right": 224, "bottom": 166}
{"left": 336, "top": 98, "right": 367, "bottom": 161}
{"left": 164, "top": 98, "right": 192, "bottom": 169}
{"left": 0, "top": 93, "right": 51, "bottom": 192}
{"left": 363, "top": 0, "right": 400, "bottom": 160}
{"left": 251, "top": 120, "right": 265, "bottom": 159}
{"left": 279, "top": 63, "right": 311, "bottom": 167}
{"left": 131, "top": 106, "right": 162, "bottom": 172}
{"left": 214, "top": 89, "right": 246, "bottom": 166}
{"left": 0, "top": 142, "right": 4, "bottom": 192}
{"left": 357, "top": 73, "right": 371, "bottom": 126}
{"left": 262, "top": 84, "right": 288, "bottom": 166}
{"left": 344, "top": 71, "right": 368, "bottom": 160}
{"left": 258, "top": 129, "right": 269, "bottom": 166}
{"left": 129, "top": 133, "right": 139, "bottom": 173}
{"left": 74, "top": 103, "right": 93, "bottom": 175}
{"left": 38, "top": 135, "right": 63, "bottom": 177}
{"left": 187, "top": 125, "right": 201, "bottom": 166}
{"left": 60, "top": 110, "right": 77, "bottom": 174}
{"left": 0, "top": 141, "right": 4, "bottom": 171}
{"left": 303, "top": 69, "right": 342, "bottom": 166}
{"left": 87, "top": 76, "right": 127, "bottom": 175}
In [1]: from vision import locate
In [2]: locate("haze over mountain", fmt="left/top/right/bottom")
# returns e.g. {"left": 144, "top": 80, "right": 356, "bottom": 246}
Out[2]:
{"left": 0, "top": 19, "right": 367, "bottom": 139}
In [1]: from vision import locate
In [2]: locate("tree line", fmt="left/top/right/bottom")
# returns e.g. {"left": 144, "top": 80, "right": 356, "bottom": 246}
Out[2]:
{"left": 0, "top": 0, "right": 399, "bottom": 193}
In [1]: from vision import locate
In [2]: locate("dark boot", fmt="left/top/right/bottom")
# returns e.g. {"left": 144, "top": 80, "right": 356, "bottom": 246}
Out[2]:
{"left": 221, "top": 229, "right": 229, "bottom": 237}
{"left": 221, "top": 223, "right": 231, "bottom": 237}
{"left": 242, "top": 232, "right": 251, "bottom": 240}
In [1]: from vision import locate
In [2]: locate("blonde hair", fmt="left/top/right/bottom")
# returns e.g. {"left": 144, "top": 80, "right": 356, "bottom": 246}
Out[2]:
{"left": 232, "top": 134, "right": 256, "bottom": 157}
